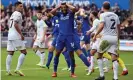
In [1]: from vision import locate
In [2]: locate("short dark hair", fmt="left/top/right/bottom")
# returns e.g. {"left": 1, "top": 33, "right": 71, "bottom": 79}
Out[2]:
{"left": 91, "top": 11, "right": 98, "bottom": 17}
{"left": 15, "top": 1, "right": 22, "bottom": 7}
{"left": 103, "top": 1, "right": 110, "bottom": 10}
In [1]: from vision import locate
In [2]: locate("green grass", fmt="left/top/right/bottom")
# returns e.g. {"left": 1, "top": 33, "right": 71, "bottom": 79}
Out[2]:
{"left": 1, "top": 48, "right": 133, "bottom": 80}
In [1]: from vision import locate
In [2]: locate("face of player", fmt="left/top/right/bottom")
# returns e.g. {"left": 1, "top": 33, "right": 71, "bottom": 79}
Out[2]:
{"left": 17, "top": 4, "right": 23, "bottom": 13}
{"left": 37, "top": 13, "right": 42, "bottom": 20}
{"left": 61, "top": 5, "right": 67, "bottom": 13}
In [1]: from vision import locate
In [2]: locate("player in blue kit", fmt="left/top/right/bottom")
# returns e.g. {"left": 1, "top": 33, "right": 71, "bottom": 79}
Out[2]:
{"left": 50, "top": 3, "right": 77, "bottom": 77}
{"left": 50, "top": 3, "right": 90, "bottom": 78}
{"left": 45, "top": 9, "right": 71, "bottom": 70}
{"left": 75, "top": 8, "right": 91, "bottom": 60}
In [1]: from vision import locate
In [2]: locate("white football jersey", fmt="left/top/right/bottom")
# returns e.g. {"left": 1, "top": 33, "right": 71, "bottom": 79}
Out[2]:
{"left": 36, "top": 19, "right": 48, "bottom": 40}
{"left": 99, "top": 12, "right": 120, "bottom": 36}
{"left": 90, "top": 18, "right": 100, "bottom": 33}
{"left": 8, "top": 11, "right": 23, "bottom": 40}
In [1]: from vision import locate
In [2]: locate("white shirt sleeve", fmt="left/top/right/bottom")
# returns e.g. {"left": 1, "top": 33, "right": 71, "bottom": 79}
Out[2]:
{"left": 13, "top": 12, "right": 22, "bottom": 23}
{"left": 99, "top": 13, "right": 105, "bottom": 23}
{"left": 89, "top": 21, "right": 97, "bottom": 32}
{"left": 89, "top": 19, "right": 99, "bottom": 32}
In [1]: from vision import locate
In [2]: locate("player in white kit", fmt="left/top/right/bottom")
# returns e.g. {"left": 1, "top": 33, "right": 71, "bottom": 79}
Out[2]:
{"left": 86, "top": 11, "right": 100, "bottom": 75}
{"left": 6, "top": 2, "right": 26, "bottom": 76}
{"left": 33, "top": 11, "right": 48, "bottom": 67}
{"left": 93, "top": 1, "right": 120, "bottom": 80}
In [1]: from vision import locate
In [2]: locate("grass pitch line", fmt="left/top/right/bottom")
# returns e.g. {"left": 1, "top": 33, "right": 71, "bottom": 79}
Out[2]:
{"left": 1, "top": 64, "right": 133, "bottom": 72}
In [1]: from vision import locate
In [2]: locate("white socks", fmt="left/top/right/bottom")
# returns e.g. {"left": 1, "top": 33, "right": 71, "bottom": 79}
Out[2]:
{"left": 103, "top": 58, "right": 109, "bottom": 70}
{"left": 36, "top": 50, "right": 41, "bottom": 57}
{"left": 113, "top": 60, "right": 119, "bottom": 79}
{"left": 40, "top": 52, "right": 45, "bottom": 65}
{"left": 16, "top": 53, "right": 25, "bottom": 70}
{"left": 6, "top": 55, "right": 13, "bottom": 72}
{"left": 97, "top": 59, "right": 104, "bottom": 77}
{"left": 89, "top": 56, "right": 94, "bottom": 72}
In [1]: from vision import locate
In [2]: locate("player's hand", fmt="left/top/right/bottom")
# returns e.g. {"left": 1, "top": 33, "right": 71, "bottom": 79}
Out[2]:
{"left": 21, "top": 35, "right": 24, "bottom": 40}
{"left": 92, "top": 35, "right": 96, "bottom": 42}
{"left": 86, "top": 31, "right": 91, "bottom": 35}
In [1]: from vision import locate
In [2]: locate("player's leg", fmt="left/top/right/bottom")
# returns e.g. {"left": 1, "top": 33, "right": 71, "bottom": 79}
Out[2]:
{"left": 62, "top": 48, "right": 71, "bottom": 71}
{"left": 15, "top": 40, "right": 27, "bottom": 76}
{"left": 32, "top": 42, "right": 41, "bottom": 65}
{"left": 118, "top": 58, "right": 128, "bottom": 75}
{"left": 52, "top": 35, "right": 64, "bottom": 77}
{"left": 6, "top": 40, "right": 15, "bottom": 75}
{"left": 80, "top": 36, "right": 88, "bottom": 57}
{"left": 109, "top": 52, "right": 119, "bottom": 80}
{"left": 75, "top": 49, "right": 90, "bottom": 68}
{"left": 87, "top": 49, "right": 97, "bottom": 75}
{"left": 15, "top": 49, "right": 27, "bottom": 76}
{"left": 103, "top": 57, "right": 109, "bottom": 72}
{"left": 69, "top": 51, "right": 76, "bottom": 78}
{"left": 95, "top": 53, "right": 105, "bottom": 80}
{"left": 38, "top": 48, "right": 45, "bottom": 67}
{"left": 45, "top": 45, "right": 55, "bottom": 69}
{"left": 66, "top": 35, "right": 77, "bottom": 77}
{"left": 85, "top": 35, "right": 91, "bottom": 59}
{"left": 52, "top": 49, "right": 62, "bottom": 77}
{"left": 102, "top": 52, "right": 110, "bottom": 72}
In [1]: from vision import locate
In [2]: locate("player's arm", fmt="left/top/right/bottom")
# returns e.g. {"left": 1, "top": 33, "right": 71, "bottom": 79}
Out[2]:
{"left": 79, "top": 8, "right": 87, "bottom": 18}
{"left": 50, "top": 5, "right": 61, "bottom": 15}
{"left": 86, "top": 20, "right": 99, "bottom": 35}
{"left": 117, "top": 23, "right": 121, "bottom": 41}
{"left": 93, "top": 14, "right": 104, "bottom": 41}
{"left": 66, "top": 3, "right": 76, "bottom": 13}
{"left": 14, "top": 21, "right": 24, "bottom": 40}
{"left": 86, "top": 25, "right": 96, "bottom": 35}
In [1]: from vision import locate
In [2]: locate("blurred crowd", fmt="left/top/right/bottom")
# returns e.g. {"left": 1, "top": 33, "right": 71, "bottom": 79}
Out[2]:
{"left": 0, "top": 2, "right": 132, "bottom": 39}
{"left": 120, "top": 19, "right": 133, "bottom": 40}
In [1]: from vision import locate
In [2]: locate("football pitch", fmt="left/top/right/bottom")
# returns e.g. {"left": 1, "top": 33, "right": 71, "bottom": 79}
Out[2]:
{"left": 1, "top": 48, "right": 133, "bottom": 80}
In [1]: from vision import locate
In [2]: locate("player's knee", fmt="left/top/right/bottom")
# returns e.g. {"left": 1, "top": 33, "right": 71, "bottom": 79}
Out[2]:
{"left": 90, "top": 50, "right": 97, "bottom": 56}
{"left": 21, "top": 49, "right": 27, "bottom": 55}
{"left": 97, "top": 53, "right": 103, "bottom": 59}
{"left": 48, "top": 46, "right": 54, "bottom": 52}
{"left": 112, "top": 59, "right": 118, "bottom": 62}
{"left": 8, "top": 51, "right": 14, "bottom": 55}
{"left": 111, "top": 54, "right": 118, "bottom": 61}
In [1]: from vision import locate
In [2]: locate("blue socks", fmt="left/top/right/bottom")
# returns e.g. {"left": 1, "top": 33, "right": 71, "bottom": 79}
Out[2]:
{"left": 53, "top": 56, "right": 59, "bottom": 72}
{"left": 87, "top": 49, "right": 91, "bottom": 57}
{"left": 81, "top": 48, "right": 88, "bottom": 57}
{"left": 79, "top": 54, "right": 90, "bottom": 67}
{"left": 62, "top": 51, "right": 70, "bottom": 68}
{"left": 70, "top": 56, "right": 75, "bottom": 74}
{"left": 46, "top": 52, "right": 53, "bottom": 67}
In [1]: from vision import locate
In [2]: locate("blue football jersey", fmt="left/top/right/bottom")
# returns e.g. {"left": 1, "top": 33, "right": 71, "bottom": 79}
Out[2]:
{"left": 56, "top": 11, "right": 75, "bottom": 35}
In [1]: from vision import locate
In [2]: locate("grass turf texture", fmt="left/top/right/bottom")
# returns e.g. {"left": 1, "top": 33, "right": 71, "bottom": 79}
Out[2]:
{"left": 1, "top": 48, "right": 133, "bottom": 80}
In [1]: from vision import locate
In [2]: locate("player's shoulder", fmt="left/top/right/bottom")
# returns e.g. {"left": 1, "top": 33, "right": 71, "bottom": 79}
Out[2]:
{"left": 103, "top": 12, "right": 118, "bottom": 17}
{"left": 94, "top": 19, "right": 100, "bottom": 23}
{"left": 12, "top": 11, "right": 22, "bottom": 16}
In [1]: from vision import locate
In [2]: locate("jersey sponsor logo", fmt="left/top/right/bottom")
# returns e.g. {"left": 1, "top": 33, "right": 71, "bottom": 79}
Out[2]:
{"left": 60, "top": 15, "right": 70, "bottom": 20}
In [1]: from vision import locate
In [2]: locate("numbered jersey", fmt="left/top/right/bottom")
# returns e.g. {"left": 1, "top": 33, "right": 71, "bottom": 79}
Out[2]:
{"left": 100, "top": 12, "right": 120, "bottom": 36}
{"left": 8, "top": 11, "right": 23, "bottom": 40}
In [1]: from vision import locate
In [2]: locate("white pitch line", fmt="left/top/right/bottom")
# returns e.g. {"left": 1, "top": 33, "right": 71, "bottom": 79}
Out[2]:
{"left": 1, "top": 64, "right": 133, "bottom": 72}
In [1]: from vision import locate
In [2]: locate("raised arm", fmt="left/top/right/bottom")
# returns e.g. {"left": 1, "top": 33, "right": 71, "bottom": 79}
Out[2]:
{"left": 50, "top": 5, "right": 61, "bottom": 15}
{"left": 66, "top": 3, "right": 76, "bottom": 13}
